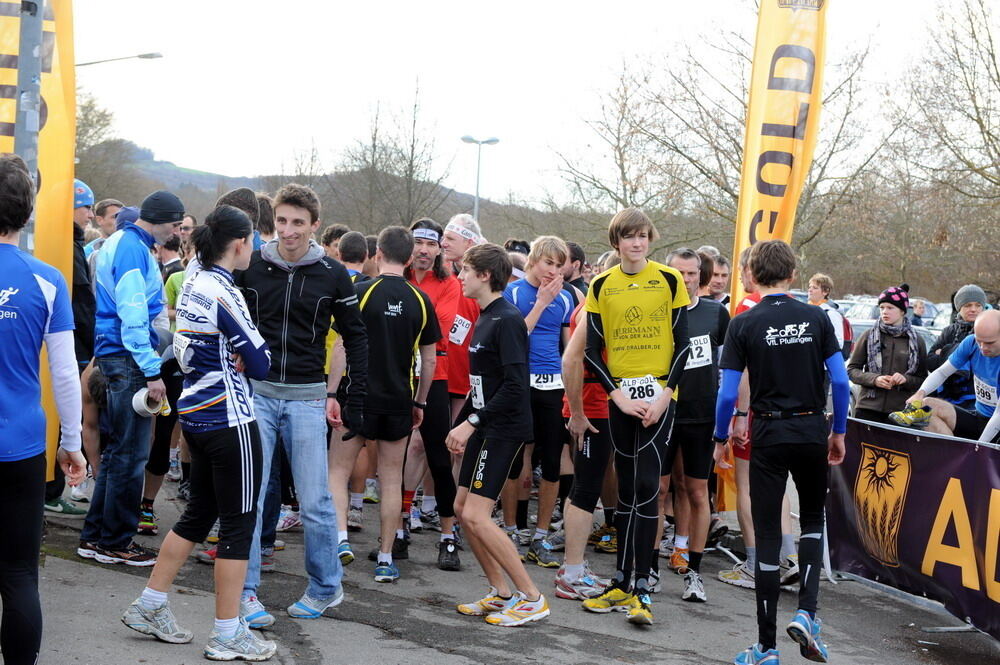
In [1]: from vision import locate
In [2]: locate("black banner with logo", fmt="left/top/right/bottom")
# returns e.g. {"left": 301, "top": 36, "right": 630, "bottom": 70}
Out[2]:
{"left": 827, "top": 419, "right": 1000, "bottom": 639}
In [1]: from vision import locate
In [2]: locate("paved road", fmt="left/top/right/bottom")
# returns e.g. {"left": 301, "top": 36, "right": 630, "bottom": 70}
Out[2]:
{"left": 39, "top": 483, "right": 998, "bottom": 665}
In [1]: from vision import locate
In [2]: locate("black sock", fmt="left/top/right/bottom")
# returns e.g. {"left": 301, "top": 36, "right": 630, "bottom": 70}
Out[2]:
{"left": 689, "top": 550, "right": 704, "bottom": 573}
{"left": 650, "top": 552, "right": 659, "bottom": 575}
{"left": 141, "top": 498, "right": 154, "bottom": 508}
{"left": 558, "top": 474, "right": 573, "bottom": 512}
{"left": 665, "top": 514, "right": 675, "bottom": 526}
{"left": 180, "top": 462, "right": 191, "bottom": 482}
{"left": 603, "top": 507, "right": 615, "bottom": 526}
{"left": 516, "top": 499, "right": 529, "bottom": 530}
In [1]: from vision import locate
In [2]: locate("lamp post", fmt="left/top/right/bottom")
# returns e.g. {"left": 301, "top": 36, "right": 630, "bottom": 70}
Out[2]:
{"left": 76, "top": 52, "right": 163, "bottom": 67}
{"left": 460, "top": 135, "right": 499, "bottom": 221}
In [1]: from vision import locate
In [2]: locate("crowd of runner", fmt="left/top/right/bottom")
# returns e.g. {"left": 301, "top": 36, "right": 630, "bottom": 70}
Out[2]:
{"left": 1, "top": 165, "right": 997, "bottom": 664}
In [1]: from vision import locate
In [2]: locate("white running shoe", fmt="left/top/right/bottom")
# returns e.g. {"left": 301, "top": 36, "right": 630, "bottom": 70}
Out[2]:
{"left": 682, "top": 570, "right": 707, "bottom": 602}
{"left": 121, "top": 598, "right": 194, "bottom": 644}
{"left": 204, "top": 619, "right": 276, "bottom": 661}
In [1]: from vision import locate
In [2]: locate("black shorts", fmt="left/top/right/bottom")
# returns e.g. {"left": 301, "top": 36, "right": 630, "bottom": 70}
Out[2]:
{"left": 953, "top": 405, "right": 991, "bottom": 441}
{"left": 458, "top": 431, "right": 524, "bottom": 501}
{"left": 662, "top": 421, "right": 715, "bottom": 480}
{"left": 360, "top": 411, "right": 413, "bottom": 442}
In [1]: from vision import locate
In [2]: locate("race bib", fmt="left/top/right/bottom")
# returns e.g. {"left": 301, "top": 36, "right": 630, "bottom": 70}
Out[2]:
{"left": 974, "top": 375, "right": 998, "bottom": 407}
{"left": 470, "top": 375, "right": 485, "bottom": 409}
{"left": 173, "top": 333, "right": 193, "bottom": 374}
{"left": 413, "top": 350, "right": 421, "bottom": 378}
{"left": 450, "top": 315, "right": 472, "bottom": 345}
{"left": 530, "top": 373, "right": 564, "bottom": 390}
{"left": 619, "top": 375, "right": 663, "bottom": 404}
{"left": 685, "top": 334, "right": 711, "bottom": 370}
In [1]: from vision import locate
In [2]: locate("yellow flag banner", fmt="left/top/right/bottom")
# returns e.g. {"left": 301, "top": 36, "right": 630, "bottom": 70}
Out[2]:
{"left": 729, "top": 0, "right": 827, "bottom": 310}
{"left": 0, "top": 1, "right": 77, "bottom": 480}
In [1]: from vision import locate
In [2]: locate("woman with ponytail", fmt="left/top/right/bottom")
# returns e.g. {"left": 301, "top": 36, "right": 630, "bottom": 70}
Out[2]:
{"left": 121, "top": 205, "right": 277, "bottom": 661}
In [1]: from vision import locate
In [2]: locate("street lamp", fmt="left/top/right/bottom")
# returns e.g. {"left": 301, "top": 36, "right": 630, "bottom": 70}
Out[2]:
{"left": 76, "top": 52, "right": 163, "bottom": 67}
{"left": 461, "top": 135, "right": 499, "bottom": 221}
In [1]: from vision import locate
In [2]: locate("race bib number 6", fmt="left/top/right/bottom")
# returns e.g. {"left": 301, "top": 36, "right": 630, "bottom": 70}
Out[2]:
{"left": 470, "top": 375, "right": 485, "bottom": 409}
{"left": 450, "top": 315, "right": 472, "bottom": 345}
{"left": 974, "top": 375, "right": 998, "bottom": 407}
{"left": 530, "top": 373, "right": 564, "bottom": 390}
{"left": 619, "top": 375, "right": 663, "bottom": 404}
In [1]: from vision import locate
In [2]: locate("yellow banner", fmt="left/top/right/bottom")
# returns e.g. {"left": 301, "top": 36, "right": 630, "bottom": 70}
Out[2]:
{"left": 1, "top": 1, "right": 76, "bottom": 479}
{"left": 729, "top": 0, "right": 826, "bottom": 309}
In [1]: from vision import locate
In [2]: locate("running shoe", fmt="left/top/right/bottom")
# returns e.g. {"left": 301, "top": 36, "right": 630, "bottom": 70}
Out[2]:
{"left": 584, "top": 561, "right": 612, "bottom": 588}
{"left": 273, "top": 539, "right": 285, "bottom": 551}
{"left": 204, "top": 619, "right": 276, "bottom": 661}
{"left": 287, "top": 587, "right": 344, "bottom": 619}
{"left": 121, "top": 598, "right": 194, "bottom": 644}
{"left": 261, "top": 551, "right": 275, "bottom": 574}
{"left": 77, "top": 540, "right": 99, "bottom": 560}
{"left": 544, "top": 529, "right": 566, "bottom": 551}
{"left": 420, "top": 509, "right": 442, "bottom": 531}
{"left": 70, "top": 475, "right": 93, "bottom": 502}
{"left": 484, "top": 592, "right": 550, "bottom": 627}
{"left": 95, "top": 541, "right": 157, "bottom": 566}
{"left": 582, "top": 585, "right": 634, "bottom": 613}
{"left": 338, "top": 539, "right": 355, "bottom": 565}
{"left": 408, "top": 506, "right": 424, "bottom": 533}
{"left": 137, "top": 504, "right": 158, "bottom": 536}
{"left": 176, "top": 479, "right": 191, "bottom": 501}
{"left": 527, "top": 538, "right": 561, "bottom": 568}
{"left": 682, "top": 570, "right": 707, "bottom": 602}
{"left": 781, "top": 554, "right": 800, "bottom": 586}
{"left": 44, "top": 497, "right": 87, "bottom": 518}
{"left": 197, "top": 546, "right": 218, "bottom": 564}
{"left": 206, "top": 520, "right": 220, "bottom": 543}
{"left": 888, "top": 400, "right": 932, "bottom": 429}
{"left": 374, "top": 561, "right": 400, "bottom": 583}
{"left": 658, "top": 535, "right": 674, "bottom": 559}
{"left": 594, "top": 531, "right": 618, "bottom": 554}
{"left": 719, "top": 561, "right": 755, "bottom": 589}
{"left": 588, "top": 524, "right": 613, "bottom": 545}
{"left": 367, "top": 536, "right": 409, "bottom": 561}
{"left": 240, "top": 595, "right": 275, "bottom": 629}
{"left": 166, "top": 455, "right": 182, "bottom": 482}
{"left": 363, "top": 480, "right": 380, "bottom": 504}
{"left": 347, "top": 506, "right": 363, "bottom": 532}
{"left": 786, "top": 610, "right": 829, "bottom": 663}
{"left": 669, "top": 547, "right": 690, "bottom": 574}
{"left": 626, "top": 592, "right": 653, "bottom": 625}
{"left": 648, "top": 569, "right": 662, "bottom": 594}
{"left": 276, "top": 508, "right": 302, "bottom": 532}
{"left": 733, "top": 643, "right": 780, "bottom": 665}
{"left": 706, "top": 518, "right": 729, "bottom": 548}
{"left": 662, "top": 521, "right": 676, "bottom": 547}
{"left": 554, "top": 567, "right": 608, "bottom": 600}
{"left": 437, "top": 539, "right": 461, "bottom": 571}
{"left": 456, "top": 587, "right": 511, "bottom": 616}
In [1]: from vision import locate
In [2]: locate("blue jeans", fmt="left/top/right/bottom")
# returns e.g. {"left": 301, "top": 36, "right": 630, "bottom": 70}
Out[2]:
{"left": 244, "top": 395, "right": 341, "bottom": 599}
{"left": 81, "top": 356, "right": 152, "bottom": 549}
{"left": 259, "top": 445, "right": 283, "bottom": 551}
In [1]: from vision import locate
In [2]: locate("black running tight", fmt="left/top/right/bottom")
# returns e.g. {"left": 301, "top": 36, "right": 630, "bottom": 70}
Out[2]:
{"left": 419, "top": 380, "right": 457, "bottom": 518}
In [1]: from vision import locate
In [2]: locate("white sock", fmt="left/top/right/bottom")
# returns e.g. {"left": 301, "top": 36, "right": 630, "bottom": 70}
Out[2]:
{"left": 140, "top": 587, "right": 168, "bottom": 610}
{"left": 377, "top": 552, "right": 393, "bottom": 566}
{"left": 337, "top": 530, "right": 348, "bottom": 543}
{"left": 440, "top": 532, "right": 454, "bottom": 543}
{"left": 563, "top": 562, "right": 585, "bottom": 580}
{"left": 214, "top": 616, "right": 240, "bottom": 638}
{"left": 675, "top": 535, "right": 689, "bottom": 550}
{"left": 350, "top": 493, "right": 363, "bottom": 509}
{"left": 396, "top": 529, "right": 406, "bottom": 540}
{"left": 422, "top": 495, "right": 437, "bottom": 512}
{"left": 504, "top": 525, "right": 516, "bottom": 533}
{"left": 533, "top": 527, "right": 547, "bottom": 541}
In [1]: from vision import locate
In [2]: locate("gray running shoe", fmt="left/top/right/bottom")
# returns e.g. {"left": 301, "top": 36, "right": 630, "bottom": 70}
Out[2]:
{"left": 240, "top": 595, "right": 275, "bottom": 629}
{"left": 121, "top": 598, "right": 194, "bottom": 644}
{"left": 544, "top": 529, "right": 566, "bottom": 551}
{"left": 204, "top": 619, "right": 276, "bottom": 661}
{"left": 287, "top": 587, "right": 344, "bottom": 619}
{"left": 347, "top": 506, "right": 363, "bottom": 532}
{"left": 527, "top": 538, "right": 561, "bottom": 568}
{"left": 682, "top": 570, "right": 707, "bottom": 602}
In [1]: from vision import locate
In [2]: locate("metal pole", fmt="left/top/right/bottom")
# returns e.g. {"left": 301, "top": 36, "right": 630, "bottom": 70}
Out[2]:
{"left": 473, "top": 142, "right": 482, "bottom": 221}
{"left": 14, "top": 0, "right": 43, "bottom": 252}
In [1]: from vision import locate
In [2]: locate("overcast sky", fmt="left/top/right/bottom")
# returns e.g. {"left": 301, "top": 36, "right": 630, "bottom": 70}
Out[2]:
{"left": 74, "top": 0, "right": 938, "bottom": 205}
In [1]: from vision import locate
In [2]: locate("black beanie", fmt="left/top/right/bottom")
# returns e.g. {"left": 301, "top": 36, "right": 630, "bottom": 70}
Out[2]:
{"left": 140, "top": 190, "right": 185, "bottom": 224}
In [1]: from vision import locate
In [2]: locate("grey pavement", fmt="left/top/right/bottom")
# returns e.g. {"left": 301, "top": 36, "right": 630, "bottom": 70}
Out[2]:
{"left": 38, "top": 481, "right": 999, "bottom": 665}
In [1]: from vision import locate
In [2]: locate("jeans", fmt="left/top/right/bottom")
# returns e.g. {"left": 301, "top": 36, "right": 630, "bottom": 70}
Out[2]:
{"left": 259, "top": 445, "right": 283, "bottom": 551}
{"left": 81, "top": 356, "right": 152, "bottom": 549}
{"left": 244, "top": 395, "right": 341, "bottom": 599}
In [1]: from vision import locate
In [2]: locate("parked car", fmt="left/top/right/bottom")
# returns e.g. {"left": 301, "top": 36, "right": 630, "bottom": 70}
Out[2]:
{"left": 845, "top": 298, "right": 940, "bottom": 324}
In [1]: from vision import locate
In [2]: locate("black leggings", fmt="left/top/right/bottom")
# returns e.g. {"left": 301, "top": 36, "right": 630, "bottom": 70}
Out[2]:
{"left": 0, "top": 453, "right": 46, "bottom": 665}
{"left": 568, "top": 418, "right": 611, "bottom": 513}
{"left": 173, "top": 423, "right": 263, "bottom": 560}
{"left": 531, "top": 388, "right": 566, "bottom": 483}
{"left": 750, "top": 443, "right": 828, "bottom": 650}
{"left": 419, "top": 380, "right": 457, "bottom": 518}
{"left": 608, "top": 401, "right": 674, "bottom": 591}
{"left": 146, "top": 365, "right": 183, "bottom": 476}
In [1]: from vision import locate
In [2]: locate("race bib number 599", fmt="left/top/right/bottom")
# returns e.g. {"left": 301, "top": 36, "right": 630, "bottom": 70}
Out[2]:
{"left": 619, "top": 375, "right": 663, "bottom": 404}
{"left": 974, "top": 375, "right": 998, "bottom": 407}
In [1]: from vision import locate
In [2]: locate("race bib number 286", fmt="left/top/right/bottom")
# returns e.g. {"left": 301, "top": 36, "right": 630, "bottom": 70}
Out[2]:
{"left": 619, "top": 375, "right": 663, "bottom": 404}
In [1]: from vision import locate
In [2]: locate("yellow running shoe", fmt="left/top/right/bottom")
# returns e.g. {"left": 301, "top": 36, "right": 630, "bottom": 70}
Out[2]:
{"left": 582, "top": 585, "right": 634, "bottom": 613}
{"left": 588, "top": 524, "right": 613, "bottom": 546}
{"left": 484, "top": 592, "right": 550, "bottom": 627}
{"left": 888, "top": 400, "right": 931, "bottom": 428}
{"left": 456, "top": 586, "right": 511, "bottom": 616}
{"left": 594, "top": 531, "right": 618, "bottom": 554}
{"left": 626, "top": 592, "right": 653, "bottom": 625}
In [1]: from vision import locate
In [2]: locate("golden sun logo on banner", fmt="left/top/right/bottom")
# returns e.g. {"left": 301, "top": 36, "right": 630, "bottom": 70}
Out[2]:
{"left": 853, "top": 443, "right": 912, "bottom": 567}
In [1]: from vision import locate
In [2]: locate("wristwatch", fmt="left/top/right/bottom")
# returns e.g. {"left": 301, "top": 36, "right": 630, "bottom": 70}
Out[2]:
{"left": 467, "top": 413, "right": 481, "bottom": 428}
{"left": 734, "top": 410, "right": 748, "bottom": 417}
{"left": 712, "top": 434, "right": 728, "bottom": 445}
{"left": 413, "top": 400, "right": 427, "bottom": 409}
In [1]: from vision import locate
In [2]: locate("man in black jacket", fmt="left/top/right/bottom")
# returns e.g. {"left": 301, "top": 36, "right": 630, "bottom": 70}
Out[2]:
{"left": 234, "top": 184, "right": 368, "bottom": 628}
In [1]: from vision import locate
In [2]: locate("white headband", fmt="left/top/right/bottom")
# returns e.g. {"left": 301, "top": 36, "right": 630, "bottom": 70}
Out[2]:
{"left": 412, "top": 228, "right": 440, "bottom": 243}
{"left": 445, "top": 222, "right": 480, "bottom": 243}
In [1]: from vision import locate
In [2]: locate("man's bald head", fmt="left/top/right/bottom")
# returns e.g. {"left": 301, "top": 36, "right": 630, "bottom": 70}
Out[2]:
{"left": 974, "top": 309, "right": 1000, "bottom": 357}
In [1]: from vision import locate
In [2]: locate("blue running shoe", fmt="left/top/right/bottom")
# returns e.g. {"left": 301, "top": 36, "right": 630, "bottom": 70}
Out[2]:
{"left": 338, "top": 539, "right": 355, "bottom": 565}
{"left": 787, "top": 610, "right": 829, "bottom": 663}
{"left": 374, "top": 561, "right": 400, "bottom": 583}
{"left": 287, "top": 587, "right": 345, "bottom": 619}
{"left": 734, "top": 643, "right": 780, "bottom": 665}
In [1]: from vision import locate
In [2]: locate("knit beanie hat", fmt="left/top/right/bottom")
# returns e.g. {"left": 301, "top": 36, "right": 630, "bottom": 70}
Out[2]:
{"left": 73, "top": 179, "right": 94, "bottom": 209}
{"left": 878, "top": 284, "right": 910, "bottom": 313}
{"left": 216, "top": 188, "right": 260, "bottom": 228}
{"left": 954, "top": 284, "right": 987, "bottom": 310}
{"left": 115, "top": 205, "right": 139, "bottom": 230}
{"left": 140, "top": 191, "right": 185, "bottom": 224}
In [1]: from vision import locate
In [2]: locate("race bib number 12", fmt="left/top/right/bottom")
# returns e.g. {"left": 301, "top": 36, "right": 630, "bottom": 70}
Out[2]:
{"left": 619, "top": 375, "right": 663, "bottom": 404}
{"left": 685, "top": 334, "right": 711, "bottom": 370}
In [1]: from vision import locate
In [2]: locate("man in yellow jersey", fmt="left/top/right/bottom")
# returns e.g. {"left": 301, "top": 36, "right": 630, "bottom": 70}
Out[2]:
{"left": 580, "top": 208, "right": 690, "bottom": 626}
